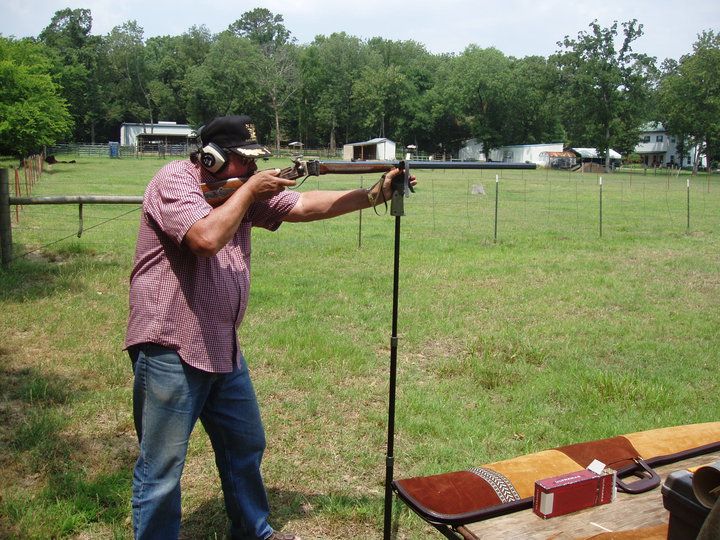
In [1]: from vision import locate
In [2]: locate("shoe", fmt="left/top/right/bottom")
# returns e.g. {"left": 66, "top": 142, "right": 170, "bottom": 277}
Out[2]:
{"left": 267, "top": 533, "right": 302, "bottom": 540}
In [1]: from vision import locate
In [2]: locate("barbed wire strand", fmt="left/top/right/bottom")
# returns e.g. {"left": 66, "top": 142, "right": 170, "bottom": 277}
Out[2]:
{"left": 12, "top": 206, "right": 141, "bottom": 262}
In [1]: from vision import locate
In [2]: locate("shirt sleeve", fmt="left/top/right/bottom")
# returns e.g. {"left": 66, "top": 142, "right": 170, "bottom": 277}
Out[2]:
{"left": 144, "top": 161, "right": 211, "bottom": 246}
{"left": 247, "top": 190, "right": 301, "bottom": 231}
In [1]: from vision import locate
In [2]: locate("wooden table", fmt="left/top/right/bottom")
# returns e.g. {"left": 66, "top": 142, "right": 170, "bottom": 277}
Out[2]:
{"left": 455, "top": 452, "right": 719, "bottom": 539}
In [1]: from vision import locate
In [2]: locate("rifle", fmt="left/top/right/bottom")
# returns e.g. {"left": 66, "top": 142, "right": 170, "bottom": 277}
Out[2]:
{"left": 200, "top": 158, "right": 537, "bottom": 209}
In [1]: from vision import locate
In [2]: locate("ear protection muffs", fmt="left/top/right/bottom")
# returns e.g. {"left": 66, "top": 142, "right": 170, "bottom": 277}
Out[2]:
{"left": 200, "top": 142, "right": 228, "bottom": 173}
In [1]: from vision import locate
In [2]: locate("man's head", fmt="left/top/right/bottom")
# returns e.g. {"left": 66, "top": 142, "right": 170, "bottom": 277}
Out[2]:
{"left": 197, "top": 115, "right": 271, "bottom": 173}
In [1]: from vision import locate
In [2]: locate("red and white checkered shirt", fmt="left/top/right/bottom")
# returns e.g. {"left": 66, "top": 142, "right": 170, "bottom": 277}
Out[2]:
{"left": 125, "top": 159, "right": 300, "bottom": 373}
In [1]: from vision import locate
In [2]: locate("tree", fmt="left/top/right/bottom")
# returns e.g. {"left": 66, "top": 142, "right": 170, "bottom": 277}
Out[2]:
{"left": 39, "top": 8, "right": 107, "bottom": 142}
{"left": 445, "top": 46, "right": 514, "bottom": 157}
{"left": 364, "top": 38, "right": 439, "bottom": 147}
{"left": 351, "top": 61, "right": 413, "bottom": 140}
{"left": 299, "top": 33, "right": 370, "bottom": 151}
{"left": 229, "top": 9, "right": 298, "bottom": 154}
{"left": 0, "top": 37, "right": 73, "bottom": 157}
{"left": 412, "top": 60, "right": 467, "bottom": 157}
{"left": 440, "top": 47, "right": 564, "bottom": 159}
{"left": 553, "top": 20, "right": 657, "bottom": 171}
{"left": 39, "top": 7, "right": 92, "bottom": 49}
{"left": 128, "top": 25, "right": 215, "bottom": 129}
{"left": 183, "top": 31, "right": 264, "bottom": 127}
{"left": 144, "top": 27, "right": 212, "bottom": 124}
{"left": 105, "top": 21, "right": 154, "bottom": 127}
{"left": 657, "top": 30, "right": 720, "bottom": 173}
{"left": 502, "top": 56, "right": 564, "bottom": 146}
{"left": 228, "top": 8, "right": 290, "bottom": 49}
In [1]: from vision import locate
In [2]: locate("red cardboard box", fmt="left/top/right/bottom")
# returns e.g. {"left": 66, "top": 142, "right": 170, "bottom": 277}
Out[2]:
{"left": 533, "top": 468, "right": 616, "bottom": 519}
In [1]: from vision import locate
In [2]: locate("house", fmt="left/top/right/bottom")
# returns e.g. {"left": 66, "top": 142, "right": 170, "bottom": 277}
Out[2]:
{"left": 634, "top": 123, "right": 706, "bottom": 168}
{"left": 342, "top": 138, "right": 396, "bottom": 160}
{"left": 537, "top": 148, "right": 623, "bottom": 170}
{"left": 493, "top": 143, "right": 565, "bottom": 165}
{"left": 459, "top": 140, "right": 564, "bottom": 165}
{"left": 120, "top": 122, "right": 196, "bottom": 153}
{"left": 460, "top": 139, "right": 628, "bottom": 169}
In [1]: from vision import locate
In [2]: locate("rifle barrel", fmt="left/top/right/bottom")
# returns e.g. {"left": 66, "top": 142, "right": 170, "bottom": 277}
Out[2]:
{"left": 406, "top": 160, "right": 535, "bottom": 170}
{"left": 317, "top": 160, "right": 536, "bottom": 173}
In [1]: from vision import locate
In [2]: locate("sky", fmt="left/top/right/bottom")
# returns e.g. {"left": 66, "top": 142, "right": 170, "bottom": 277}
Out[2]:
{"left": 1, "top": 0, "right": 718, "bottom": 62}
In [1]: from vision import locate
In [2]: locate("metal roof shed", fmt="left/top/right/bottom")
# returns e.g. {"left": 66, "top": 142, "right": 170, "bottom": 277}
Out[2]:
{"left": 342, "top": 138, "right": 396, "bottom": 161}
{"left": 571, "top": 147, "right": 622, "bottom": 161}
{"left": 120, "top": 122, "right": 196, "bottom": 147}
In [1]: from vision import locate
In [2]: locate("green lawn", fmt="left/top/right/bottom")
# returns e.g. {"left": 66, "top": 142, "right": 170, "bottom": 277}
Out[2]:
{"left": 1, "top": 157, "right": 719, "bottom": 539}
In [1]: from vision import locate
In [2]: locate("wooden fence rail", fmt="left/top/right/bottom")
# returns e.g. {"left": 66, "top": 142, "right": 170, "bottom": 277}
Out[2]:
{"left": 0, "top": 167, "right": 143, "bottom": 267}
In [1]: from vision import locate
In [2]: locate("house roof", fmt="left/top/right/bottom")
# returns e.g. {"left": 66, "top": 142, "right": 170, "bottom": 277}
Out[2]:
{"left": 121, "top": 122, "right": 195, "bottom": 137}
{"left": 345, "top": 138, "right": 394, "bottom": 146}
{"left": 571, "top": 147, "right": 622, "bottom": 160}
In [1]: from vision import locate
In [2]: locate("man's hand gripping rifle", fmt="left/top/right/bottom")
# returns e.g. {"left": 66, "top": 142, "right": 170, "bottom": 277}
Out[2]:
{"left": 200, "top": 157, "right": 537, "bottom": 210}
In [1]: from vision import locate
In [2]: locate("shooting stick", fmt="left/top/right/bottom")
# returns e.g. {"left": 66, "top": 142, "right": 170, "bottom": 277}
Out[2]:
{"left": 383, "top": 164, "right": 409, "bottom": 540}
{"left": 381, "top": 160, "right": 535, "bottom": 540}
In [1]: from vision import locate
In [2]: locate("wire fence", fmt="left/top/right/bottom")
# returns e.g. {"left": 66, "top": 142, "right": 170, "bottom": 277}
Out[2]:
{"left": 45, "top": 143, "right": 348, "bottom": 160}
{"left": 2, "top": 163, "right": 719, "bottom": 266}
{"left": 306, "top": 167, "right": 720, "bottom": 243}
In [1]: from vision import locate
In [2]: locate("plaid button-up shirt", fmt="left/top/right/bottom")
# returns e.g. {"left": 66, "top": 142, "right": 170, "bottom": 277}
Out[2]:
{"left": 125, "top": 160, "right": 300, "bottom": 372}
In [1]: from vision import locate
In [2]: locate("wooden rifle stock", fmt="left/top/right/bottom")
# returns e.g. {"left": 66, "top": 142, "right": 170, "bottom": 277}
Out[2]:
{"left": 200, "top": 158, "right": 536, "bottom": 207}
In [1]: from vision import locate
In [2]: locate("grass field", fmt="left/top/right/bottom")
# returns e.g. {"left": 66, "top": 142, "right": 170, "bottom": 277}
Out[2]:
{"left": 1, "top": 156, "right": 719, "bottom": 539}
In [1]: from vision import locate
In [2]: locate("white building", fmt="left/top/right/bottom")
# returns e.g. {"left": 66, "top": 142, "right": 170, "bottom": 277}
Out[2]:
{"left": 342, "top": 138, "right": 396, "bottom": 160}
{"left": 120, "top": 121, "right": 196, "bottom": 150}
{"left": 459, "top": 140, "right": 564, "bottom": 165}
{"left": 571, "top": 147, "right": 622, "bottom": 161}
{"left": 634, "top": 123, "right": 706, "bottom": 169}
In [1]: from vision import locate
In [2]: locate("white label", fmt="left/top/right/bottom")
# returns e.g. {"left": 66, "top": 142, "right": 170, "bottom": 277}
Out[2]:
{"left": 540, "top": 492, "right": 555, "bottom": 515}
{"left": 587, "top": 459, "right": 606, "bottom": 475}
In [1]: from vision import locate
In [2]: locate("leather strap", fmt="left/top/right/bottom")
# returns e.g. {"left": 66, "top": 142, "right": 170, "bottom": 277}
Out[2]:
{"left": 616, "top": 458, "right": 661, "bottom": 494}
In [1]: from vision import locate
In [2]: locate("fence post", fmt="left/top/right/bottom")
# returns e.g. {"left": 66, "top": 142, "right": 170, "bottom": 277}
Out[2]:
{"left": 494, "top": 174, "right": 499, "bottom": 243}
{"left": 14, "top": 167, "right": 21, "bottom": 222}
{"left": 686, "top": 178, "right": 691, "bottom": 232}
{"left": 358, "top": 177, "right": 364, "bottom": 249}
{"left": 599, "top": 176, "right": 603, "bottom": 238}
{"left": 1, "top": 168, "right": 12, "bottom": 267}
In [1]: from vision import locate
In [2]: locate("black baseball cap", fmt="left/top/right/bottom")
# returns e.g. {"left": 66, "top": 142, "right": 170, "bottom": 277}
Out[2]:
{"left": 198, "top": 115, "right": 272, "bottom": 158}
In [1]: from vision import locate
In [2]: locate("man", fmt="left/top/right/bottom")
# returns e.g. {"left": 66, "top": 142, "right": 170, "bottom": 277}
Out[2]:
{"left": 125, "top": 115, "right": 414, "bottom": 540}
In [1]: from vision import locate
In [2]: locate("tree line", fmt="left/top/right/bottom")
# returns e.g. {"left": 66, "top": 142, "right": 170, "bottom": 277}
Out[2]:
{"left": 1, "top": 7, "right": 718, "bottom": 170}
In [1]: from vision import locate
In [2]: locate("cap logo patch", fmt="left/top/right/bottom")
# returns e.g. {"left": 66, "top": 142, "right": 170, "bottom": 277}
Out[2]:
{"left": 245, "top": 123, "right": 257, "bottom": 141}
{"left": 240, "top": 147, "right": 268, "bottom": 157}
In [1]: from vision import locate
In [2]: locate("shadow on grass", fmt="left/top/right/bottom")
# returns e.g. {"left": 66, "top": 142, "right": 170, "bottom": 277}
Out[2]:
{"left": 182, "top": 488, "right": 382, "bottom": 539}
{"left": 0, "top": 243, "right": 124, "bottom": 302}
{"left": 0, "top": 359, "right": 135, "bottom": 538}
{"left": 0, "top": 360, "right": 77, "bottom": 457}
{"left": 1, "top": 358, "right": 383, "bottom": 539}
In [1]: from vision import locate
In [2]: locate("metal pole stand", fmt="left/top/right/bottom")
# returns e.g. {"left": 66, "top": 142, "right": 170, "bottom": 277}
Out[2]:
{"left": 383, "top": 163, "right": 411, "bottom": 540}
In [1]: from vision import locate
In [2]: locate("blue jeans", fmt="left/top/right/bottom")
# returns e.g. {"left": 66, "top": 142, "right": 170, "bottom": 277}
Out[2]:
{"left": 130, "top": 343, "right": 273, "bottom": 540}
